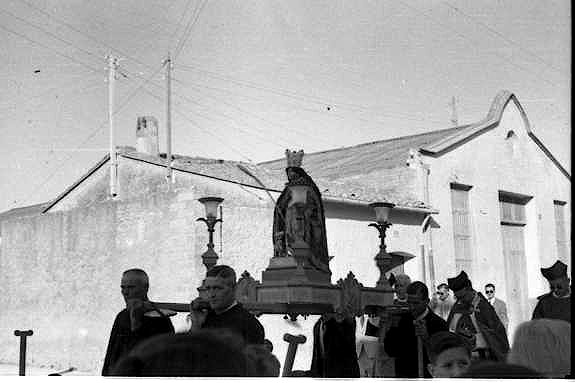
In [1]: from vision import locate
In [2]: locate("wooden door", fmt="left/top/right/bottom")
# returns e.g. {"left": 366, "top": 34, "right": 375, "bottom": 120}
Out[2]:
{"left": 500, "top": 224, "right": 528, "bottom": 338}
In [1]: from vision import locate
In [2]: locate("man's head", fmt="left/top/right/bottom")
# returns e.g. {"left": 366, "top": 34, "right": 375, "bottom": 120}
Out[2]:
{"left": 436, "top": 283, "right": 450, "bottom": 301}
{"left": 121, "top": 269, "right": 149, "bottom": 304}
{"left": 394, "top": 274, "right": 412, "bottom": 301}
{"left": 447, "top": 271, "right": 475, "bottom": 305}
{"left": 406, "top": 281, "right": 430, "bottom": 317}
{"left": 427, "top": 331, "right": 472, "bottom": 378}
{"left": 484, "top": 283, "right": 496, "bottom": 299}
{"left": 204, "top": 265, "right": 237, "bottom": 313}
{"left": 541, "top": 261, "right": 570, "bottom": 298}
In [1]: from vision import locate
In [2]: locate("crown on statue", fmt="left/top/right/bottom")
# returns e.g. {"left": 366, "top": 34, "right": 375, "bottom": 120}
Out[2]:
{"left": 285, "top": 149, "right": 304, "bottom": 168}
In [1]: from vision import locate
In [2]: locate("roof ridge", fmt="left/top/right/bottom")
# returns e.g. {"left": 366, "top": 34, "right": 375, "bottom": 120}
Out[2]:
{"left": 259, "top": 125, "right": 468, "bottom": 165}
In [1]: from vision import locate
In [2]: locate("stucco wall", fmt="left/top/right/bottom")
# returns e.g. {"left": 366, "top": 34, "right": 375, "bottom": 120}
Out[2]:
{"left": 0, "top": 157, "right": 424, "bottom": 374}
{"left": 424, "top": 100, "right": 571, "bottom": 340}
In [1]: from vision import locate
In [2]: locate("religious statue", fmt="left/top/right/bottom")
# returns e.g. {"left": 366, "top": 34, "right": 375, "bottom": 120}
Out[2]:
{"left": 272, "top": 150, "right": 330, "bottom": 274}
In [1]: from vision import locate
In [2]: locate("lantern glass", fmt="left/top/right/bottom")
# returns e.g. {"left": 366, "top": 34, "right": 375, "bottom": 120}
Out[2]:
{"left": 369, "top": 202, "right": 395, "bottom": 222}
{"left": 289, "top": 185, "right": 309, "bottom": 206}
{"left": 198, "top": 197, "right": 224, "bottom": 218}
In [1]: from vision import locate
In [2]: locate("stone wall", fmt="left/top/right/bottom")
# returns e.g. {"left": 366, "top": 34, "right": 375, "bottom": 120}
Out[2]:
{"left": 0, "top": 157, "right": 423, "bottom": 374}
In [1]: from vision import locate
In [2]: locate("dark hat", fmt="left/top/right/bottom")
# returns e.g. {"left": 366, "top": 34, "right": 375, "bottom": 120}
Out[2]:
{"left": 541, "top": 260, "right": 568, "bottom": 281}
{"left": 447, "top": 271, "right": 472, "bottom": 291}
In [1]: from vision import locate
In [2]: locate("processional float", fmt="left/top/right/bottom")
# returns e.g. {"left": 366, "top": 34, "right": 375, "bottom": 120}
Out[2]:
{"left": 155, "top": 149, "right": 413, "bottom": 377}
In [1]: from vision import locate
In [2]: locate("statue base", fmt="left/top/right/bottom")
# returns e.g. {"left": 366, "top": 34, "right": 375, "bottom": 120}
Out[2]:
{"left": 261, "top": 254, "right": 331, "bottom": 285}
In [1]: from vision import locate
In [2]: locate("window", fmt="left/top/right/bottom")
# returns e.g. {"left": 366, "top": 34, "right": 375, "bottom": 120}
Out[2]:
{"left": 451, "top": 184, "right": 473, "bottom": 276}
{"left": 499, "top": 191, "right": 531, "bottom": 226}
{"left": 554, "top": 200, "right": 568, "bottom": 263}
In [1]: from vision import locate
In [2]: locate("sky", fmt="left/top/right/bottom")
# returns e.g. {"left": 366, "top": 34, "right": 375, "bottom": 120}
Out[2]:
{"left": 0, "top": 0, "right": 570, "bottom": 213}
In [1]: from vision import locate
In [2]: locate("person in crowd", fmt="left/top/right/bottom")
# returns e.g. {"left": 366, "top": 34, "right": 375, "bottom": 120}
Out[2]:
{"left": 446, "top": 271, "right": 509, "bottom": 362}
{"left": 310, "top": 309, "right": 360, "bottom": 378}
{"left": 355, "top": 311, "right": 380, "bottom": 377}
{"left": 244, "top": 343, "right": 281, "bottom": 377}
{"left": 459, "top": 361, "right": 542, "bottom": 378}
{"left": 189, "top": 265, "right": 265, "bottom": 345}
{"left": 430, "top": 283, "right": 455, "bottom": 321}
{"left": 507, "top": 319, "right": 571, "bottom": 378}
{"left": 111, "top": 330, "right": 252, "bottom": 376}
{"left": 384, "top": 281, "right": 448, "bottom": 378}
{"left": 102, "top": 268, "right": 174, "bottom": 375}
{"left": 532, "top": 260, "right": 571, "bottom": 323}
{"left": 393, "top": 273, "right": 412, "bottom": 305}
{"left": 485, "top": 283, "right": 509, "bottom": 332}
{"left": 426, "top": 331, "right": 472, "bottom": 378}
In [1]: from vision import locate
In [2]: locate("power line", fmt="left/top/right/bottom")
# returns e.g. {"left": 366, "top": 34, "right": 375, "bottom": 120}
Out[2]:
{"left": 396, "top": 0, "right": 561, "bottom": 88}
{"left": 139, "top": 85, "right": 255, "bottom": 162}
{"left": 18, "top": 62, "right": 166, "bottom": 206}
{"left": 166, "top": 0, "right": 196, "bottom": 53}
{"left": 442, "top": 1, "right": 567, "bottom": 77}
{"left": 0, "top": 7, "right": 103, "bottom": 61}
{"left": 176, "top": 64, "right": 450, "bottom": 124}
{"left": 173, "top": 0, "right": 208, "bottom": 60}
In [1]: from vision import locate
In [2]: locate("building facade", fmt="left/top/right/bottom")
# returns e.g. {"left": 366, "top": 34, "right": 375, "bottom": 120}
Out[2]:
{"left": 0, "top": 90, "right": 569, "bottom": 373}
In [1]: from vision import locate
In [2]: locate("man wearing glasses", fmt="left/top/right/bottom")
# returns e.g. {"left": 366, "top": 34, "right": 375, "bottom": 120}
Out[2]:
{"left": 484, "top": 284, "right": 508, "bottom": 332}
{"left": 430, "top": 283, "right": 455, "bottom": 322}
{"left": 532, "top": 260, "right": 571, "bottom": 323}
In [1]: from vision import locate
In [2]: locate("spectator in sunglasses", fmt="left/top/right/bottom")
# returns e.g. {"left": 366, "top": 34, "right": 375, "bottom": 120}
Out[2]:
{"left": 485, "top": 283, "right": 508, "bottom": 332}
{"left": 430, "top": 283, "right": 455, "bottom": 321}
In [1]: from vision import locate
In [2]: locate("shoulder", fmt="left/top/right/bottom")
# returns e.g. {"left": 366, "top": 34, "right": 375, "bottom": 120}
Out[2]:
{"left": 114, "top": 309, "right": 129, "bottom": 321}
{"left": 537, "top": 293, "right": 551, "bottom": 301}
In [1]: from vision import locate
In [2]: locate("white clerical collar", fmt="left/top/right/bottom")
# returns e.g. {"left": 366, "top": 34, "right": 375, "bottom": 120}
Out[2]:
{"left": 553, "top": 288, "right": 571, "bottom": 299}
{"left": 216, "top": 301, "right": 238, "bottom": 314}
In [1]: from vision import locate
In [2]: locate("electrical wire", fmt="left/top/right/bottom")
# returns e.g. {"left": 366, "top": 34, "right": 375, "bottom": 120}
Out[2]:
{"left": 396, "top": 0, "right": 562, "bottom": 88}
{"left": 442, "top": 1, "right": 568, "bottom": 77}
{"left": 173, "top": 0, "right": 208, "bottom": 60}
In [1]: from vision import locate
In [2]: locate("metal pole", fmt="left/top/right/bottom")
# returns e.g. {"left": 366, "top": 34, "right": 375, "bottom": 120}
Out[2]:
{"left": 14, "top": 330, "right": 33, "bottom": 376}
{"left": 166, "top": 53, "right": 173, "bottom": 183}
{"left": 108, "top": 55, "right": 118, "bottom": 198}
{"left": 417, "top": 335, "right": 424, "bottom": 377}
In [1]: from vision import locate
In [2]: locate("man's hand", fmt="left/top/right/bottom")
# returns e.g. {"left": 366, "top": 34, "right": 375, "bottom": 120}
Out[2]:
{"left": 127, "top": 299, "right": 147, "bottom": 332}
{"left": 188, "top": 298, "right": 210, "bottom": 331}
{"left": 413, "top": 319, "right": 428, "bottom": 339}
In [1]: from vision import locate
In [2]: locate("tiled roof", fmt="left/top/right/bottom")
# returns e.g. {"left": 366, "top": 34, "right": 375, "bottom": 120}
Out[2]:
{"left": 121, "top": 149, "right": 430, "bottom": 208}
{"left": 259, "top": 125, "right": 471, "bottom": 179}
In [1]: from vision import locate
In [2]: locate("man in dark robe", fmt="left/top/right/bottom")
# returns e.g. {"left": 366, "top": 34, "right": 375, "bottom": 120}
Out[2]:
{"left": 446, "top": 271, "right": 509, "bottom": 362}
{"left": 532, "top": 260, "right": 571, "bottom": 323}
{"left": 384, "top": 281, "right": 448, "bottom": 378}
{"left": 190, "top": 265, "right": 265, "bottom": 345}
{"left": 102, "top": 269, "right": 174, "bottom": 375}
{"left": 310, "top": 312, "right": 360, "bottom": 378}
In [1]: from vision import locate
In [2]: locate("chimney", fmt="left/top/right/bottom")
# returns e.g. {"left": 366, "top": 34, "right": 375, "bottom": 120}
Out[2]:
{"left": 136, "top": 116, "right": 159, "bottom": 156}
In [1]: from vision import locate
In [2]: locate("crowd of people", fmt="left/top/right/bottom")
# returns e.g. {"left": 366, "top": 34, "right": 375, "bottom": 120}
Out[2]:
{"left": 101, "top": 260, "right": 571, "bottom": 378}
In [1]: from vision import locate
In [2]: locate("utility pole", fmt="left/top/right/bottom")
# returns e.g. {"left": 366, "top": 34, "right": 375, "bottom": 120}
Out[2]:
{"left": 165, "top": 53, "right": 173, "bottom": 184}
{"left": 107, "top": 54, "right": 118, "bottom": 198}
{"left": 449, "top": 96, "right": 459, "bottom": 127}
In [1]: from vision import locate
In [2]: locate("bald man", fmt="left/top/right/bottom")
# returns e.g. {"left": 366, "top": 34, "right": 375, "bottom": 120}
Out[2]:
{"left": 102, "top": 269, "right": 174, "bottom": 375}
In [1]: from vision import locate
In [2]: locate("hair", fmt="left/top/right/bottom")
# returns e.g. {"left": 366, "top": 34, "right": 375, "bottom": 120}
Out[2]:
{"left": 111, "top": 330, "right": 251, "bottom": 377}
{"left": 395, "top": 274, "right": 412, "bottom": 286}
{"left": 123, "top": 268, "right": 149, "bottom": 287}
{"left": 244, "top": 343, "right": 281, "bottom": 377}
{"left": 428, "top": 331, "right": 472, "bottom": 364}
{"left": 206, "top": 265, "right": 237, "bottom": 287}
{"left": 507, "top": 319, "right": 571, "bottom": 378}
{"left": 437, "top": 283, "right": 449, "bottom": 290}
{"left": 485, "top": 283, "right": 495, "bottom": 290}
{"left": 460, "top": 361, "right": 542, "bottom": 378}
{"left": 406, "top": 281, "right": 429, "bottom": 300}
